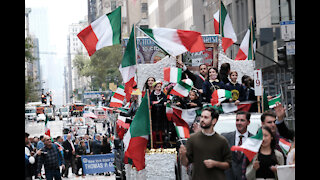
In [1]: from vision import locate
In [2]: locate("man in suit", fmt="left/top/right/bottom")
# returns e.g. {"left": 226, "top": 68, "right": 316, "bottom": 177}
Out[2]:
{"left": 221, "top": 111, "right": 253, "bottom": 180}
{"left": 62, "top": 133, "right": 76, "bottom": 178}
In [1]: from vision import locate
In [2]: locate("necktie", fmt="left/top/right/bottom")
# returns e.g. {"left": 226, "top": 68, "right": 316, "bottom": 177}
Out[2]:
{"left": 237, "top": 135, "right": 244, "bottom": 160}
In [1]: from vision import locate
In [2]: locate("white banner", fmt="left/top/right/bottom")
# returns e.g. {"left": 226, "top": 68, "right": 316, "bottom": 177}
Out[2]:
{"left": 277, "top": 164, "right": 295, "bottom": 180}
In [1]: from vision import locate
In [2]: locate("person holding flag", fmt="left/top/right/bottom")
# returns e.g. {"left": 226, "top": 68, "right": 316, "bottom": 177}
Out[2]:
{"left": 244, "top": 126, "right": 284, "bottom": 180}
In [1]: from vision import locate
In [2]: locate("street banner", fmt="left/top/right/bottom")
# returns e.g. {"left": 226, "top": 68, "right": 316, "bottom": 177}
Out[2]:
{"left": 81, "top": 154, "right": 115, "bottom": 174}
{"left": 277, "top": 164, "right": 295, "bottom": 180}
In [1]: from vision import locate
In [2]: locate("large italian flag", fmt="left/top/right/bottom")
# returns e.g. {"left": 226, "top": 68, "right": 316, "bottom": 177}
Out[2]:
{"left": 235, "top": 18, "right": 256, "bottom": 60}
{"left": 163, "top": 67, "right": 182, "bottom": 83}
{"left": 123, "top": 95, "right": 150, "bottom": 171}
{"left": 109, "top": 85, "right": 125, "bottom": 107}
{"left": 119, "top": 25, "right": 137, "bottom": 102}
{"left": 77, "top": 6, "right": 121, "bottom": 56}
{"left": 231, "top": 128, "right": 263, "bottom": 161}
{"left": 139, "top": 27, "right": 205, "bottom": 56}
{"left": 219, "top": 101, "right": 255, "bottom": 113}
{"left": 170, "top": 79, "right": 193, "bottom": 97}
{"left": 214, "top": 2, "right": 237, "bottom": 53}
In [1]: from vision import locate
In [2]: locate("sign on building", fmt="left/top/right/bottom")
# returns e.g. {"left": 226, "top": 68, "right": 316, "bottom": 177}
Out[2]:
{"left": 280, "top": 21, "right": 295, "bottom": 41}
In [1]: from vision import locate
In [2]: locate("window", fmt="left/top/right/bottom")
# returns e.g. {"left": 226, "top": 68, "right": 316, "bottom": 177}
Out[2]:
{"left": 271, "top": 0, "right": 294, "bottom": 24}
{"left": 141, "top": 3, "right": 148, "bottom": 13}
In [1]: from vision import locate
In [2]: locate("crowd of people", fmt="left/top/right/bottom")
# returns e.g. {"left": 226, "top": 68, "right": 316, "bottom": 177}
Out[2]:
{"left": 25, "top": 60, "right": 295, "bottom": 180}
{"left": 25, "top": 132, "right": 113, "bottom": 180}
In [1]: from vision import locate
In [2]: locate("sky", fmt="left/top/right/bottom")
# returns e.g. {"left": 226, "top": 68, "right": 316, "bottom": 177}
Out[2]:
{"left": 25, "top": 0, "right": 87, "bottom": 107}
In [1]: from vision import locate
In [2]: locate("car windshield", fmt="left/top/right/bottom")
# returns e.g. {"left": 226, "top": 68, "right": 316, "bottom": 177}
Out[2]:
{"left": 45, "top": 108, "right": 52, "bottom": 113}
{"left": 61, "top": 107, "right": 68, "bottom": 112}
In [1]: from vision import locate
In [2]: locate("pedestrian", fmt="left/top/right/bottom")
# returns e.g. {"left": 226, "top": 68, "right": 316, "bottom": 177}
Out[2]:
{"left": 150, "top": 80, "right": 168, "bottom": 148}
{"left": 175, "top": 90, "right": 202, "bottom": 109}
{"left": 245, "top": 126, "right": 284, "bottom": 180}
{"left": 91, "top": 134, "right": 102, "bottom": 155}
{"left": 37, "top": 135, "right": 45, "bottom": 150}
{"left": 142, "top": 77, "right": 156, "bottom": 97}
{"left": 179, "top": 107, "right": 232, "bottom": 180}
{"left": 177, "top": 61, "right": 208, "bottom": 99}
{"left": 75, "top": 140, "right": 87, "bottom": 177}
{"left": 219, "top": 62, "right": 231, "bottom": 84}
{"left": 221, "top": 111, "right": 254, "bottom": 180}
{"left": 241, "top": 75, "right": 257, "bottom": 112}
{"left": 101, "top": 136, "right": 112, "bottom": 176}
{"left": 37, "top": 135, "right": 65, "bottom": 180}
{"left": 202, "top": 67, "right": 226, "bottom": 103}
{"left": 225, "top": 70, "right": 246, "bottom": 105}
{"left": 62, "top": 133, "right": 76, "bottom": 178}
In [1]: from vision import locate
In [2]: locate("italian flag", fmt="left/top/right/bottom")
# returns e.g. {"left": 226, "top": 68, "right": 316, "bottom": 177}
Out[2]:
{"left": 123, "top": 95, "right": 150, "bottom": 171}
{"left": 219, "top": 101, "right": 255, "bottom": 113}
{"left": 214, "top": 1, "right": 237, "bottom": 53}
{"left": 231, "top": 128, "right": 263, "bottom": 161}
{"left": 171, "top": 105, "right": 200, "bottom": 139}
{"left": 139, "top": 27, "right": 205, "bottom": 56}
{"left": 166, "top": 103, "right": 173, "bottom": 121}
{"left": 163, "top": 67, "right": 182, "bottom": 83}
{"left": 77, "top": 6, "right": 121, "bottom": 56}
{"left": 235, "top": 18, "right": 256, "bottom": 60}
{"left": 109, "top": 85, "right": 125, "bottom": 107}
{"left": 211, "top": 89, "right": 232, "bottom": 106}
{"left": 268, "top": 93, "right": 281, "bottom": 109}
{"left": 279, "top": 138, "right": 292, "bottom": 155}
{"left": 44, "top": 115, "right": 50, "bottom": 137}
{"left": 116, "top": 115, "right": 130, "bottom": 140}
{"left": 119, "top": 25, "right": 137, "bottom": 102}
{"left": 170, "top": 79, "right": 193, "bottom": 97}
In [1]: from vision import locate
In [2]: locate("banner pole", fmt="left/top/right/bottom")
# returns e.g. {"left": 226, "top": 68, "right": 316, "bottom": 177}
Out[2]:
{"left": 146, "top": 89, "right": 153, "bottom": 149}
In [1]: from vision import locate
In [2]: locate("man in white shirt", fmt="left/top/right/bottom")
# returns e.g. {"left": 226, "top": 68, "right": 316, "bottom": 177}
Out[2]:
{"left": 221, "top": 111, "right": 254, "bottom": 180}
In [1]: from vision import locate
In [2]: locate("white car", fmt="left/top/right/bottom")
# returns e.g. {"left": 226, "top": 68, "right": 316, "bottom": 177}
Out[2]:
{"left": 36, "top": 114, "right": 46, "bottom": 123}
{"left": 215, "top": 113, "right": 262, "bottom": 135}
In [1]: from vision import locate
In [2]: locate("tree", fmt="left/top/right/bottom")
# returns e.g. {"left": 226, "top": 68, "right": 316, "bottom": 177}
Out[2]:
{"left": 25, "top": 37, "right": 39, "bottom": 103}
{"left": 73, "top": 44, "right": 123, "bottom": 91}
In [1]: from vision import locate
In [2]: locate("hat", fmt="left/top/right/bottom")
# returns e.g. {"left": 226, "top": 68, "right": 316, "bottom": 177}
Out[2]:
{"left": 131, "top": 88, "right": 142, "bottom": 95}
{"left": 152, "top": 80, "right": 163, "bottom": 88}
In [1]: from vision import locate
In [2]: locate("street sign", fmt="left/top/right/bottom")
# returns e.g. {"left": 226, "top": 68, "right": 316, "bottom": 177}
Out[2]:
{"left": 254, "top": 69, "right": 263, "bottom": 96}
{"left": 286, "top": 41, "right": 295, "bottom": 55}
{"left": 280, "top": 20, "right": 295, "bottom": 41}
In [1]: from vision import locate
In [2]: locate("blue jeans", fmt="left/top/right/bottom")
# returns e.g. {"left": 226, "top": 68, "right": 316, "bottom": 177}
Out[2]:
{"left": 45, "top": 169, "right": 62, "bottom": 180}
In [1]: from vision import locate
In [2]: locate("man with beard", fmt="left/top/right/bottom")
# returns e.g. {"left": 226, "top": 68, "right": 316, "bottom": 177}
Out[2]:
{"left": 179, "top": 107, "right": 232, "bottom": 180}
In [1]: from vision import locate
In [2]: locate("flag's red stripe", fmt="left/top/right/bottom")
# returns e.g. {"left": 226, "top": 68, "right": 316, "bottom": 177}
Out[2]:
{"left": 211, "top": 91, "right": 219, "bottom": 105}
{"left": 214, "top": 19, "right": 219, "bottom": 34}
{"left": 113, "top": 93, "right": 125, "bottom": 101}
{"left": 235, "top": 48, "right": 247, "bottom": 60}
{"left": 77, "top": 25, "right": 98, "bottom": 56}
{"left": 163, "top": 67, "right": 171, "bottom": 82}
{"left": 177, "top": 30, "right": 205, "bottom": 53}
{"left": 109, "top": 102, "right": 123, "bottom": 107}
{"left": 124, "top": 77, "right": 136, "bottom": 102}
{"left": 237, "top": 104, "right": 252, "bottom": 112}
{"left": 231, "top": 146, "right": 257, "bottom": 162}
{"left": 125, "top": 136, "right": 148, "bottom": 171}
{"left": 222, "top": 37, "right": 234, "bottom": 52}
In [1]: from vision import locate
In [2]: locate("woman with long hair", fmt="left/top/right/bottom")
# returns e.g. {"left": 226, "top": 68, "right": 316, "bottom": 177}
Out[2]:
{"left": 245, "top": 126, "right": 284, "bottom": 180}
{"left": 202, "top": 67, "right": 226, "bottom": 103}
{"left": 142, "top": 77, "right": 156, "bottom": 97}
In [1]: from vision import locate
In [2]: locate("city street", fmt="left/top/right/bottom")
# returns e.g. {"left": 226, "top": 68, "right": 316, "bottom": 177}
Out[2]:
{"left": 25, "top": 117, "right": 115, "bottom": 180}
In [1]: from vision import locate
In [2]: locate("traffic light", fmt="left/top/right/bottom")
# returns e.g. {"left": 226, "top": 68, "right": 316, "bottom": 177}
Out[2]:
{"left": 41, "top": 94, "right": 47, "bottom": 104}
{"left": 101, "top": 94, "right": 106, "bottom": 105}
{"left": 277, "top": 46, "right": 287, "bottom": 66}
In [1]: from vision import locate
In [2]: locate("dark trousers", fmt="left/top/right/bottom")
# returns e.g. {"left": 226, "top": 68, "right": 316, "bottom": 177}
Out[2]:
{"left": 45, "top": 169, "right": 62, "bottom": 180}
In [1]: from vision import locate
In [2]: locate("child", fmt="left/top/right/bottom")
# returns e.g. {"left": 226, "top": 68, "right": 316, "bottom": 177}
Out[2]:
{"left": 225, "top": 71, "right": 245, "bottom": 105}
{"left": 176, "top": 90, "right": 202, "bottom": 109}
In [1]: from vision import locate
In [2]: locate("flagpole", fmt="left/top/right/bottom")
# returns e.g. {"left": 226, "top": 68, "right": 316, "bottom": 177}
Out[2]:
{"left": 146, "top": 89, "right": 153, "bottom": 149}
{"left": 250, "top": 17, "right": 254, "bottom": 60}
{"left": 219, "top": 0, "right": 222, "bottom": 36}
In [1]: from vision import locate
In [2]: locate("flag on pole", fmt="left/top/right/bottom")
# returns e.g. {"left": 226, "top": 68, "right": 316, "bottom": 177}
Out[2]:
{"left": 44, "top": 115, "right": 50, "bottom": 137}
{"left": 171, "top": 106, "right": 198, "bottom": 139}
{"left": 170, "top": 79, "right": 193, "bottom": 97}
{"left": 116, "top": 115, "right": 130, "bottom": 140}
{"left": 211, "top": 89, "right": 232, "bottom": 106}
{"left": 268, "top": 93, "right": 281, "bottom": 108}
{"left": 219, "top": 101, "right": 255, "bottom": 113}
{"left": 279, "top": 138, "right": 292, "bottom": 155}
{"left": 119, "top": 25, "right": 137, "bottom": 102}
{"left": 166, "top": 103, "right": 173, "bottom": 121}
{"left": 139, "top": 27, "right": 206, "bottom": 56}
{"left": 235, "top": 18, "right": 256, "bottom": 60}
{"left": 123, "top": 95, "right": 150, "bottom": 171}
{"left": 109, "top": 85, "right": 126, "bottom": 107}
{"left": 163, "top": 67, "right": 182, "bottom": 83}
{"left": 230, "top": 128, "right": 263, "bottom": 161}
{"left": 214, "top": 2, "right": 237, "bottom": 53}
{"left": 77, "top": 6, "right": 121, "bottom": 56}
